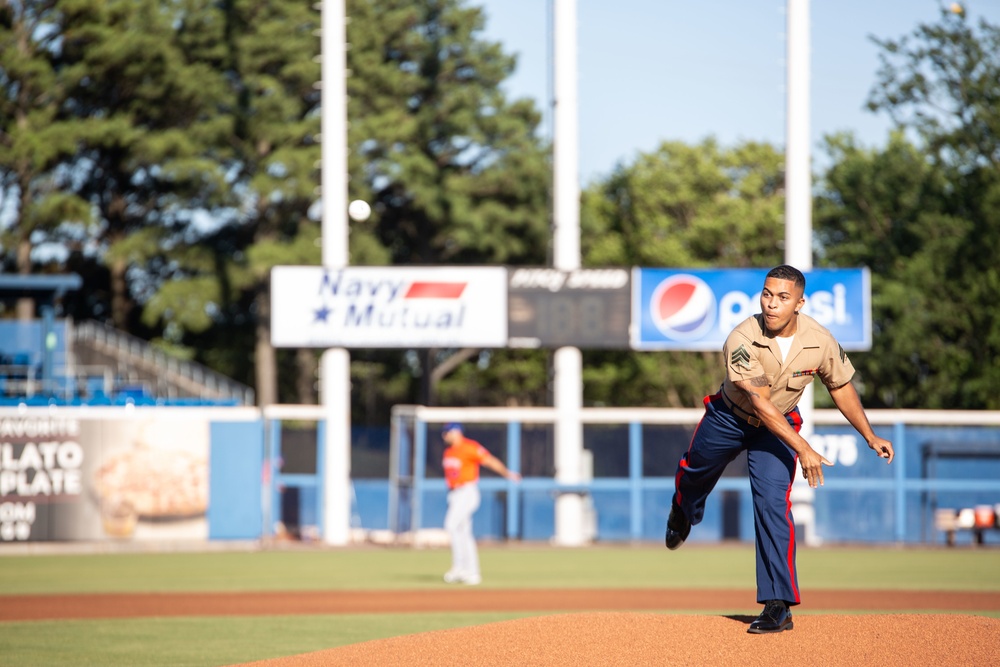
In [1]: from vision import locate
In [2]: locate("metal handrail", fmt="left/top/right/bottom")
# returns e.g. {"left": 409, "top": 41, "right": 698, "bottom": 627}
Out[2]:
{"left": 73, "top": 320, "right": 255, "bottom": 405}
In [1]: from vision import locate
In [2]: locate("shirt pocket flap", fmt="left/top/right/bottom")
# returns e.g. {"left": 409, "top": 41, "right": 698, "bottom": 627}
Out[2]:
{"left": 786, "top": 374, "right": 815, "bottom": 390}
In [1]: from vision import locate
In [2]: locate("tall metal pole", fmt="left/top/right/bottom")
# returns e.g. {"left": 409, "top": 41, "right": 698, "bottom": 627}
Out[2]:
{"left": 785, "top": 0, "right": 812, "bottom": 430}
{"left": 320, "top": 0, "right": 351, "bottom": 546}
{"left": 552, "top": 0, "right": 585, "bottom": 546}
{"left": 785, "top": 0, "right": 811, "bottom": 274}
{"left": 785, "top": 0, "right": 819, "bottom": 545}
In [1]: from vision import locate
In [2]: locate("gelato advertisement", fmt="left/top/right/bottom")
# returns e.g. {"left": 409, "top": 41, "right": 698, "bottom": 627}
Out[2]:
{"left": 0, "top": 415, "right": 209, "bottom": 542}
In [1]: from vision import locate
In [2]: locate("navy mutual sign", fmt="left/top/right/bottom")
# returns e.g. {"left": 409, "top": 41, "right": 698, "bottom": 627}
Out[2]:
{"left": 632, "top": 268, "right": 871, "bottom": 351}
{"left": 270, "top": 266, "right": 508, "bottom": 348}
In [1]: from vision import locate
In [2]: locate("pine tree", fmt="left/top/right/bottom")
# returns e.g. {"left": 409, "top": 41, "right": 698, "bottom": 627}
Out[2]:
{"left": 0, "top": 0, "right": 92, "bottom": 317}
{"left": 346, "top": 0, "right": 551, "bottom": 266}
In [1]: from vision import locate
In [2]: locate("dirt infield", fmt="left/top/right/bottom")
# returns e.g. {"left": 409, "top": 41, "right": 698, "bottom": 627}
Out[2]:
{"left": 235, "top": 613, "right": 1000, "bottom": 667}
{"left": 7, "top": 589, "right": 1000, "bottom": 666}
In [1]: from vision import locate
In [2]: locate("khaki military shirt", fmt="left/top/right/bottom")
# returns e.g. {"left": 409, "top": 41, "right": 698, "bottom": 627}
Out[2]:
{"left": 721, "top": 313, "right": 855, "bottom": 416}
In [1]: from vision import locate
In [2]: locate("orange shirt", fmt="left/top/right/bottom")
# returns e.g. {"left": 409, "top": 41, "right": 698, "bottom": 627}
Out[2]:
{"left": 442, "top": 436, "right": 490, "bottom": 490}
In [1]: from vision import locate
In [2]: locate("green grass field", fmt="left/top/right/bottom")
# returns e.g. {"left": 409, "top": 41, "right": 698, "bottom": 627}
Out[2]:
{"left": 1, "top": 544, "right": 998, "bottom": 667}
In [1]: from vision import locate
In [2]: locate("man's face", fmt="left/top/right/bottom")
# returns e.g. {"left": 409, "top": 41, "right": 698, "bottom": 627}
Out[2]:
{"left": 442, "top": 428, "right": 460, "bottom": 443}
{"left": 759, "top": 277, "right": 805, "bottom": 335}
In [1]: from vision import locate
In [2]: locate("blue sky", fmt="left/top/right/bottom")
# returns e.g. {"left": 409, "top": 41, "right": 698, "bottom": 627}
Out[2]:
{"left": 475, "top": 0, "right": 1000, "bottom": 185}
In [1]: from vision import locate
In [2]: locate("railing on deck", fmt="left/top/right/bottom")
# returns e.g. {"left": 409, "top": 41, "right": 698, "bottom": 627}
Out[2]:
{"left": 73, "top": 320, "right": 255, "bottom": 406}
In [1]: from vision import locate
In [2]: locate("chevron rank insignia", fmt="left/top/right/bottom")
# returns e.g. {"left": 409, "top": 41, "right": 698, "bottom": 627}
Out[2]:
{"left": 731, "top": 344, "right": 751, "bottom": 370}
{"left": 839, "top": 344, "right": 847, "bottom": 364}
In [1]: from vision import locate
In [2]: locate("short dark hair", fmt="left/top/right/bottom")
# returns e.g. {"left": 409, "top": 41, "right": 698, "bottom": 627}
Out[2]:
{"left": 766, "top": 264, "right": 805, "bottom": 290}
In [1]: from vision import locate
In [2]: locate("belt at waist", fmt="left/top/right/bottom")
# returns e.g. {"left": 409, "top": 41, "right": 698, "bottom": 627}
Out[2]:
{"left": 719, "top": 389, "right": 762, "bottom": 428}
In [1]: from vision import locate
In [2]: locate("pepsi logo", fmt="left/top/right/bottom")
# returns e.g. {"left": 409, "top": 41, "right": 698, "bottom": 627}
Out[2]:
{"left": 650, "top": 274, "right": 717, "bottom": 340}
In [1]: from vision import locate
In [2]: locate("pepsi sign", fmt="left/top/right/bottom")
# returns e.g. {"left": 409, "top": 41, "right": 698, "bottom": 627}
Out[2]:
{"left": 632, "top": 268, "right": 871, "bottom": 351}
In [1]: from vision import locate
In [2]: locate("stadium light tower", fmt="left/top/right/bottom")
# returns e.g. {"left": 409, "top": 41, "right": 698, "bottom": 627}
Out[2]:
{"left": 319, "top": 0, "right": 351, "bottom": 547}
{"left": 552, "top": 0, "right": 586, "bottom": 547}
{"left": 785, "top": 0, "right": 813, "bottom": 433}
{"left": 785, "top": 0, "right": 811, "bottom": 275}
{"left": 785, "top": 0, "right": 821, "bottom": 545}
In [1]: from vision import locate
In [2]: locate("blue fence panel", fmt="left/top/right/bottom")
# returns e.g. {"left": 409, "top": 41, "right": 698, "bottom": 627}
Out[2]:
{"left": 520, "top": 489, "right": 556, "bottom": 541}
{"left": 208, "top": 421, "right": 264, "bottom": 540}
{"left": 249, "top": 417, "right": 1000, "bottom": 546}
{"left": 353, "top": 481, "right": 389, "bottom": 531}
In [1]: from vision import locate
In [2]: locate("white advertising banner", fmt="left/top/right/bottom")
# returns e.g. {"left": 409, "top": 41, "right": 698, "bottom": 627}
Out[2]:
{"left": 271, "top": 266, "right": 508, "bottom": 348}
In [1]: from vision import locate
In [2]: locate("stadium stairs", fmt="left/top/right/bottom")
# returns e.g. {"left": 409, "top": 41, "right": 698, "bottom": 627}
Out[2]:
{"left": 67, "top": 320, "right": 255, "bottom": 407}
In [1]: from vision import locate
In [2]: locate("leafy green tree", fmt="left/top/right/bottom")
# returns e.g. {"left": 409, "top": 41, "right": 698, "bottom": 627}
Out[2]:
{"left": 53, "top": 0, "right": 233, "bottom": 331}
{"left": 867, "top": 9, "right": 1000, "bottom": 170}
{"left": 816, "top": 9, "right": 1000, "bottom": 408}
{"left": 0, "top": 0, "right": 553, "bottom": 410}
{"left": 138, "top": 0, "right": 553, "bottom": 408}
{"left": 134, "top": 0, "right": 323, "bottom": 405}
{"left": 345, "top": 0, "right": 551, "bottom": 266}
{"left": 816, "top": 133, "right": 955, "bottom": 407}
{"left": 0, "top": 0, "right": 92, "bottom": 317}
{"left": 580, "top": 139, "right": 786, "bottom": 269}
{"left": 342, "top": 0, "right": 553, "bottom": 411}
{"left": 435, "top": 348, "right": 550, "bottom": 407}
{"left": 578, "top": 139, "right": 788, "bottom": 407}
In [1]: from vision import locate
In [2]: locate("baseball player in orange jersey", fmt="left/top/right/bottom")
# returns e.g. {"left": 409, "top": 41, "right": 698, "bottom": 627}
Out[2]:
{"left": 441, "top": 422, "right": 521, "bottom": 585}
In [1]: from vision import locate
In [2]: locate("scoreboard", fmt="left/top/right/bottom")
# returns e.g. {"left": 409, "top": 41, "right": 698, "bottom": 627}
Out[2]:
{"left": 507, "top": 268, "right": 631, "bottom": 349}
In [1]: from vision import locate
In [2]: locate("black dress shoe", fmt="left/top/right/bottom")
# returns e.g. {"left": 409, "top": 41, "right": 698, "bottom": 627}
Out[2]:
{"left": 747, "top": 600, "right": 793, "bottom": 634}
{"left": 664, "top": 503, "right": 691, "bottom": 550}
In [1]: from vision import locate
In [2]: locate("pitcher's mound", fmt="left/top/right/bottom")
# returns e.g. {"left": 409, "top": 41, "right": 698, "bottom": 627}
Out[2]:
{"left": 238, "top": 611, "right": 1000, "bottom": 666}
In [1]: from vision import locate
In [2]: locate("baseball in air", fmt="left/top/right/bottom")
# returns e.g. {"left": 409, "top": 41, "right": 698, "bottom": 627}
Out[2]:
{"left": 348, "top": 199, "right": 372, "bottom": 222}
{"left": 949, "top": 2, "right": 964, "bottom": 15}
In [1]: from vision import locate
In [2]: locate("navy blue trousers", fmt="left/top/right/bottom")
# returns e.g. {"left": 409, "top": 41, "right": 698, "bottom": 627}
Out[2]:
{"left": 672, "top": 392, "right": 803, "bottom": 605}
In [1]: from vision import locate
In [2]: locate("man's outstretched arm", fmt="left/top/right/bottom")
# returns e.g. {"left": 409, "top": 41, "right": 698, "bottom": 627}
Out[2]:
{"left": 828, "top": 381, "right": 894, "bottom": 464}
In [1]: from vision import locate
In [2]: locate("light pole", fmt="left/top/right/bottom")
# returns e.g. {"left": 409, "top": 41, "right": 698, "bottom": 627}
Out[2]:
{"left": 785, "top": 0, "right": 820, "bottom": 546}
{"left": 319, "top": 0, "right": 351, "bottom": 546}
{"left": 552, "top": 0, "right": 586, "bottom": 546}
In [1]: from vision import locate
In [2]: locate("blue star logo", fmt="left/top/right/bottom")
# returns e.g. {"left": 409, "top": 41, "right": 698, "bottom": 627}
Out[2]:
{"left": 314, "top": 304, "right": 332, "bottom": 322}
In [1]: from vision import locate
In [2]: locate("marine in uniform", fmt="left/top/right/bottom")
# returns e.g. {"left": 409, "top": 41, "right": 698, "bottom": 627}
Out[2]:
{"left": 664, "top": 265, "right": 894, "bottom": 634}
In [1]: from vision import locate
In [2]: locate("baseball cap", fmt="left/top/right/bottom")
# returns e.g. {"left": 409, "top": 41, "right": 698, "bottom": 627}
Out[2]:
{"left": 442, "top": 422, "right": 463, "bottom": 434}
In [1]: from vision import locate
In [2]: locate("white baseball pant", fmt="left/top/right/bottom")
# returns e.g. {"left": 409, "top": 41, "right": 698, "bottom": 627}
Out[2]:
{"left": 445, "top": 482, "right": 481, "bottom": 578}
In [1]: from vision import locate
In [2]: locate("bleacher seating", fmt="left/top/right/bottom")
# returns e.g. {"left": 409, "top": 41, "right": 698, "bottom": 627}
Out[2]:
{"left": 0, "top": 318, "right": 250, "bottom": 407}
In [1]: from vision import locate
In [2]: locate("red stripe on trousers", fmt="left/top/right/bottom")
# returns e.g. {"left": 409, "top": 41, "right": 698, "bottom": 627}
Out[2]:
{"left": 785, "top": 411, "right": 802, "bottom": 604}
{"left": 675, "top": 393, "right": 717, "bottom": 505}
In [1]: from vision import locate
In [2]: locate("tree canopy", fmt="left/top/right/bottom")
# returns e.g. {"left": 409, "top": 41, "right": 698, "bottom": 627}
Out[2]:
{"left": 3, "top": 3, "right": 1000, "bottom": 414}
{"left": 816, "top": 9, "right": 1000, "bottom": 409}
{"left": 345, "top": 0, "right": 551, "bottom": 267}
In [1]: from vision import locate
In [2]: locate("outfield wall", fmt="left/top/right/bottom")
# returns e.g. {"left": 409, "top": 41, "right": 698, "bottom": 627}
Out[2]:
{"left": 1, "top": 406, "right": 998, "bottom": 547}
{"left": 383, "top": 406, "right": 1000, "bottom": 547}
